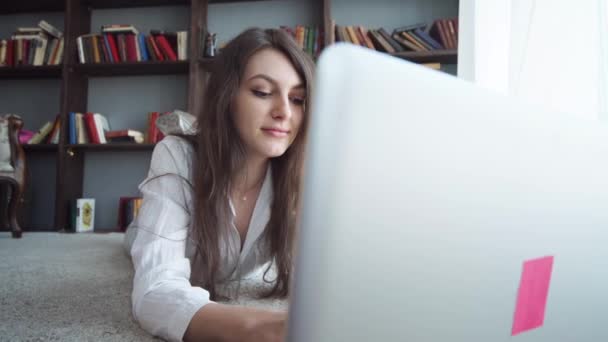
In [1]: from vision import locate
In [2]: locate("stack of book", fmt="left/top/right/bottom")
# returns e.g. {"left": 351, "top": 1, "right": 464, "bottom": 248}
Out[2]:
{"left": 0, "top": 20, "right": 64, "bottom": 67}
{"left": 67, "top": 110, "right": 175, "bottom": 144}
{"left": 26, "top": 115, "right": 61, "bottom": 144}
{"left": 331, "top": 17, "right": 458, "bottom": 53}
{"left": 68, "top": 112, "right": 109, "bottom": 144}
{"left": 76, "top": 25, "right": 188, "bottom": 64}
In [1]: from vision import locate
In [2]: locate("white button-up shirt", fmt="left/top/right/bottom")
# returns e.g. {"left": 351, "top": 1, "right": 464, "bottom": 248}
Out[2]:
{"left": 124, "top": 136, "right": 274, "bottom": 342}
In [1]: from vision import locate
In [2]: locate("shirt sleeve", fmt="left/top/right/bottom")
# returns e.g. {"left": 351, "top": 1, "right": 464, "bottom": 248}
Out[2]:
{"left": 129, "top": 136, "right": 210, "bottom": 342}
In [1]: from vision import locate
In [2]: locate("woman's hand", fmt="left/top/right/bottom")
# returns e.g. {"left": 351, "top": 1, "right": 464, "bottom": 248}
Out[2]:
{"left": 241, "top": 308, "right": 287, "bottom": 342}
{"left": 184, "top": 303, "right": 287, "bottom": 342}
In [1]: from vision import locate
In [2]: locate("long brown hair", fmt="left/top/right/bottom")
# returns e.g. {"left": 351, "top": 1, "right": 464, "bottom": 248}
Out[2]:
{"left": 189, "top": 28, "right": 314, "bottom": 299}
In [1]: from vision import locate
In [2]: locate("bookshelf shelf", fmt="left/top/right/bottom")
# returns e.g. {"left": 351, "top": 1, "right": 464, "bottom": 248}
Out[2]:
{"left": 84, "top": 0, "right": 267, "bottom": 9}
{"left": 391, "top": 49, "right": 458, "bottom": 64}
{"left": 66, "top": 143, "right": 156, "bottom": 151}
{"left": 199, "top": 58, "right": 215, "bottom": 71}
{"left": 0, "top": 66, "right": 62, "bottom": 80}
{"left": 23, "top": 144, "right": 59, "bottom": 152}
{"left": 0, "top": 1, "right": 64, "bottom": 14}
{"left": 85, "top": 0, "right": 188, "bottom": 9}
{"left": 73, "top": 61, "right": 189, "bottom": 77}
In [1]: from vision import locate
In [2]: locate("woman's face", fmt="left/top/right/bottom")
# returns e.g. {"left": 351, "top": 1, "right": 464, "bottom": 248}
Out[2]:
{"left": 232, "top": 48, "right": 306, "bottom": 160}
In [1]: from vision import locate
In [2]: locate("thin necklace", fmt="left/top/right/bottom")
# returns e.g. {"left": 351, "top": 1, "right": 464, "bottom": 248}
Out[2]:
{"left": 234, "top": 176, "right": 264, "bottom": 202}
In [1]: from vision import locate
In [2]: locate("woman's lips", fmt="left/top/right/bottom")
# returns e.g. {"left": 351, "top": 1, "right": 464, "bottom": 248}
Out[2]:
{"left": 262, "top": 128, "right": 289, "bottom": 137}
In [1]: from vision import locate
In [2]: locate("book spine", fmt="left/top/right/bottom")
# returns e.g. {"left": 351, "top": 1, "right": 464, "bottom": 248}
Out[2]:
{"left": 138, "top": 33, "right": 149, "bottom": 61}
{"left": 154, "top": 35, "right": 177, "bottom": 61}
{"left": 105, "top": 34, "right": 120, "bottom": 63}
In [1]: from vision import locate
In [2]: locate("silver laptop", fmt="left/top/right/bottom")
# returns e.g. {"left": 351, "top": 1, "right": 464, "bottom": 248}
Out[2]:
{"left": 287, "top": 43, "right": 608, "bottom": 342}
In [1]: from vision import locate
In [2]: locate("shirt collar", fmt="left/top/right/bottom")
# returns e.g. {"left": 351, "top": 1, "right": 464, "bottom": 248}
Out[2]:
{"left": 228, "top": 166, "right": 273, "bottom": 260}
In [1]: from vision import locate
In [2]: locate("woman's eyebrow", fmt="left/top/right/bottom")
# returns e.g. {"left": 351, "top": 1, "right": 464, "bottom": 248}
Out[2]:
{"left": 247, "top": 74, "right": 304, "bottom": 90}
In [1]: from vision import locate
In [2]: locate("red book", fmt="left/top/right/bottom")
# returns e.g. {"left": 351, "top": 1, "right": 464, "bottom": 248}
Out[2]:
{"left": 147, "top": 112, "right": 159, "bottom": 143}
{"left": 83, "top": 112, "right": 100, "bottom": 144}
{"left": 98, "top": 35, "right": 110, "bottom": 63}
{"left": 155, "top": 112, "right": 169, "bottom": 142}
{"left": 125, "top": 34, "right": 137, "bottom": 62}
{"left": 117, "top": 34, "right": 127, "bottom": 62}
{"left": 147, "top": 35, "right": 164, "bottom": 61}
{"left": 105, "top": 34, "right": 120, "bottom": 63}
{"left": 22, "top": 39, "right": 29, "bottom": 65}
{"left": 154, "top": 35, "right": 177, "bottom": 61}
{"left": 6, "top": 39, "right": 14, "bottom": 67}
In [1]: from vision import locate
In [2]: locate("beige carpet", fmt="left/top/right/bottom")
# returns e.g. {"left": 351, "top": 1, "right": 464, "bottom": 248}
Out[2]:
{"left": 0, "top": 232, "right": 286, "bottom": 341}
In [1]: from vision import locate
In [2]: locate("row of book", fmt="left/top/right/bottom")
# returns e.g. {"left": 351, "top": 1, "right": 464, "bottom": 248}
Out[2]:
{"left": 279, "top": 25, "right": 324, "bottom": 57}
{"left": 22, "top": 110, "right": 169, "bottom": 145}
{"left": 68, "top": 112, "right": 150, "bottom": 144}
{"left": 330, "top": 18, "right": 459, "bottom": 54}
{"left": 20, "top": 115, "right": 61, "bottom": 144}
{"left": 77, "top": 25, "right": 188, "bottom": 64}
{"left": 68, "top": 111, "right": 170, "bottom": 144}
{"left": 0, "top": 20, "right": 64, "bottom": 67}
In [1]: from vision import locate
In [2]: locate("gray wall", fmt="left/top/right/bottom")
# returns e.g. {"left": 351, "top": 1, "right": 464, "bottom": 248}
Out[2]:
{"left": 1, "top": 0, "right": 459, "bottom": 231}
{"left": 208, "top": 0, "right": 321, "bottom": 45}
{"left": 86, "top": 7, "right": 189, "bottom": 230}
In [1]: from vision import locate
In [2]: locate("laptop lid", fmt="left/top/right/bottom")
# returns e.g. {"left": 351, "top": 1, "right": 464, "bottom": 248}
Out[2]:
{"left": 288, "top": 44, "right": 608, "bottom": 342}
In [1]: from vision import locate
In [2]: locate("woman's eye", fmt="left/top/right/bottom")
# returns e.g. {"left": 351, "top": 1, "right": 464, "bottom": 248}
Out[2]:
{"left": 252, "top": 90, "right": 271, "bottom": 98}
{"left": 290, "top": 97, "right": 305, "bottom": 106}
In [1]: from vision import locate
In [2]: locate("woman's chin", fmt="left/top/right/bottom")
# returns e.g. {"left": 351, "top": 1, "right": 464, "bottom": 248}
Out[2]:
{"left": 258, "top": 144, "right": 289, "bottom": 159}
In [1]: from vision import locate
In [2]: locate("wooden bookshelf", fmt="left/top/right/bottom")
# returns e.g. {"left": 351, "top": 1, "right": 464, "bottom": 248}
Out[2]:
{"left": 199, "top": 58, "right": 215, "bottom": 71}
{"left": 73, "top": 61, "right": 189, "bottom": 77}
{"left": 392, "top": 49, "right": 457, "bottom": 64}
{"left": 66, "top": 143, "right": 155, "bottom": 151}
{"left": 2, "top": 0, "right": 458, "bottom": 231}
{"left": 23, "top": 144, "right": 59, "bottom": 152}
{"left": 85, "top": 0, "right": 188, "bottom": 9}
{"left": 0, "top": 1, "right": 64, "bottom": 14}
{"left": 0, "top": 66, "right": 62, "bottom": 79}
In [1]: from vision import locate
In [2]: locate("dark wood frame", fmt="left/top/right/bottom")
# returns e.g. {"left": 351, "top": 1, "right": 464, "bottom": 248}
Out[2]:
{"left": 0, "top": 0, "right": 457, "bottom": 231}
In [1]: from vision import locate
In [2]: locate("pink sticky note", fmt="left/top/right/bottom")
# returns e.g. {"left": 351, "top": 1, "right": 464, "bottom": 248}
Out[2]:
{"left": 511, "top": 256, "right": 554, "bottom": 336}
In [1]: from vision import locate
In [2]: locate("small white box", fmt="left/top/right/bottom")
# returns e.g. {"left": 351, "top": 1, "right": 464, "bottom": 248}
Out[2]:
{"left": 75, "top": 198, "right": 95, "bottom": 232}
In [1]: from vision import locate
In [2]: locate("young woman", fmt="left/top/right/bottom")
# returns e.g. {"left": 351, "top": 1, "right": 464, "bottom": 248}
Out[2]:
{"left": 124, "top": 28, "right": 314, "bottom": 342}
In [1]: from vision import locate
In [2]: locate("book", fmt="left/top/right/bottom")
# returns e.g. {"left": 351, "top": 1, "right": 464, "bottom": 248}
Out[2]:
{"left": 105, "top": 129, "right": 144, "bottom": 143}
{"left": 18, "top": 130, "right": 35, "bottom": 144}
{"left": 393, "top": 23, "right": 427, "bottom": 35}
{"left": 47, "top": 115, "right": 61, "bottom": 144}
{"left": 49, "top": 37, "right": 64, "bottom": 65}
{"left": 28, "top": 121, "right": 54, "bottom": 144}
{"left": 75, "top": 198, "right": 95, "bottom": 232}
{"left": 75, "top": 113, "right": 90, "bottom": 144}
{"left": 38, "top": 20, "right": 63, "bottom": 38}
{"left": 117, "top": 196, "right": 142, "bottom": 231}
{"left": 93, "top": 113, "right": 110, "bottom": 144}
{"left": 0, "top": 40, "right": 6, "bottom": 66}
{"left": 413, "top": 28, "right": 443, "bottom": 50}
{"left": 101, "top": 24, "right": 139, "bottom": 35}
{"left": 429, "top": 19, "right": 450, "bottom": 49}
{"left": 421, "top": 62, "right": 441, "bottom": 70}
{"left": 177, "top": 31, "right": 188, "bottom": 61}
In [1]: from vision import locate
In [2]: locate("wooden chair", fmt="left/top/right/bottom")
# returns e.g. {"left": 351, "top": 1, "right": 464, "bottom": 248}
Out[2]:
{"left": 0, "top": 116, "right": 26, "bottom": 238}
